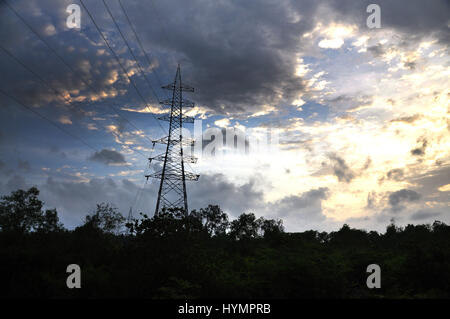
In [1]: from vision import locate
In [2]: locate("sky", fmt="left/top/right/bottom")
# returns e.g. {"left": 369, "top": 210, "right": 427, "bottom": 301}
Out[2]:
{"left": 0, "top": 0, "right": 448, "bottom": 232}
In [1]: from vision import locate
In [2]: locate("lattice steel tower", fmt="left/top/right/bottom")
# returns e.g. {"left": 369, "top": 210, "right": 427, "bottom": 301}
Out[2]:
{"left": 146, "top": 65, "right": 199, "bottom": 216}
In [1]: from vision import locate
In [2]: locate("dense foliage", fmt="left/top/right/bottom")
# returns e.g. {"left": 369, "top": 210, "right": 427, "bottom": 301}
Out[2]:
{"left": 1, "top": 187, "right": 449, "bottom": 298}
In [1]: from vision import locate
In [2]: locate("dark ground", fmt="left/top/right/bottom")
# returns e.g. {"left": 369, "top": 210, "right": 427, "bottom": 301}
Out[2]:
{"left": 1, "top": 187, "right": 449, "bottom": 298}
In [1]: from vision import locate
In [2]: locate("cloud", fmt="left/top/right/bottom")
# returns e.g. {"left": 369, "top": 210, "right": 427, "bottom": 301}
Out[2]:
{"left": 190, "top": 174, "right": 331, "bottom": 230}
{"left": 1, "top": 174, "right": 28, "bottom": 194}
{"left": 367, "top": 44, "right": 385, "bottom": 57}
{"left": 189, "top": 173, "right": 264, "bottom": 217}
{"left": 386, "top": 168, "right": 404, "bottom": 181}
{"left": 411, "top": 137, "right": 428, "bottom": 156}
{"left": 89, "top": 149, "right": 127, "bottom": 166}
{"left": 40, "top": 177, "right": 141, "bottom": 227}
{"left": 0, "top": 0, "right": 131, "bottom": 117}
{"left": 17, "top": 159, "right": 31, "bottom": 172}
{"left": 390, "top": 114, "right": 421, "bottom": 124}
{"left": 270, "top": 187, "right": 329, "bottom": 219}
{"left": 58, "top": 115, "right": 72, "bottom": 125}
{"left": 325, "top": 0, "right": 450, "bottom": 46}
{"left": 366, "top": 191, "right": 377, "bottom": 209}
{"left": 329, "top": 154, "right": 355, "bottom": 183}
{"left": 410, "top": 165, "right": 450, "bottom": 204}
{"left": 388, "top": 189, "right": 421, "bottom": 209}
{"left": 438, "top": 184, "right": 450, "bottom": 192}
{"left": 214, "top": 118, "right": 231, "bottom": 128}
{"left": 318, "top": 38, "right": 344, "bottom": 49}
{"left": 411, "top": 209, "right": 442, "bottom": 221}
{"left": 326, "top": 94, "right": 373, "bottom": 112}
{"left": 116, "top": 0, "right": 322, "bottom": 116}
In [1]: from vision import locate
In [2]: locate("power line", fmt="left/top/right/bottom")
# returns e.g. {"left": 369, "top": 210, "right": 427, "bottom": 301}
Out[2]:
{"left": 0, "top": 88, "right": 98, "bottom": 153}
{"left": 1, "top": 0, "right": 162, "bottom": 215}
{"left": 103, "top": 0, "right": 163, "bottom": 105}
{"left": 79, "top": 0, "right": 168, "bottom": 136}
{"left": 0, "top": 44, "right": 150, "bottom": 159}
{"left": 0, "top": 45, "right": 74, "bottom": 108}
{"left": 117, "top": 0, "right": 169, "bottom": 99}
{"left": 144, "top": 2, "right": 199, "bottom": 177}
{"left": 105, "top": 0, "right": 199, "bottom": 180}
{"left": 114, "top": 0, "right": 201, "bottom": 177}
{"left": 1, "top": 87, "right": 154, "bottom": 214}
{"left": 0, "top": 89, "right": 153, "bottom": 182}
{"left": 148, "top": 0, "right": 173, "bottom": 49}
{"left": 3, "top": 0, "right": 157, "bottom": 149}
{"left": 143, "top": 0, "right": 199, "bottom": 177}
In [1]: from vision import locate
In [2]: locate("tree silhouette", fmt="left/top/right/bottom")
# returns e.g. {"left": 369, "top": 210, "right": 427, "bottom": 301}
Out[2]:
{"left": 80, "top": 203, "right": 125, "bottom": 234}
{"left": 0, "top": 187, "right": 63, "bottom": 233}
{"left": 1, "top": 187, "right": 450, "bottom": 298}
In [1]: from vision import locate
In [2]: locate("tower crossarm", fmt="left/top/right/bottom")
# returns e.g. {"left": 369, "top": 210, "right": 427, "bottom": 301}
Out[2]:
{"left": 152, "top": 135, "right": 195, "bottom": 147}
{"left": 146, "top": 171, "right": 200, "bottom": 181}
{"left": 150, "top": 153, "right": 197, "bottom": 164}
{"left": 157, "top": 114, "right": 195, "bottom": 123}
{"left": 158, "top": 114, "right": 194, "bottom": 123}
{"left": 162, "top": 83, "right": 194, "bottom": 92}
{"left": 160, "top": 98, "right": 195, "bottom": 108}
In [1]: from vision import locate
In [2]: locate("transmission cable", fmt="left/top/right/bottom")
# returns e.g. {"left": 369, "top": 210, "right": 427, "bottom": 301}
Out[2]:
{"left": 0, "top": 45, "right": 150, "bottom": 159}
{"left": 117, "top": 0, "right": 169, "bottom": 99}
{"left": 79, "top": 0, "right": 168, "bottom": 136}
{"left": 3, "top": 0, "right": 158, "bottom": 148}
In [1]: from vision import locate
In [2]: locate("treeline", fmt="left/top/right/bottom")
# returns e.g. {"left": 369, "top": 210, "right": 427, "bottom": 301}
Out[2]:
{"left": 0, "top": 187, "right": 449, "bottom": 298}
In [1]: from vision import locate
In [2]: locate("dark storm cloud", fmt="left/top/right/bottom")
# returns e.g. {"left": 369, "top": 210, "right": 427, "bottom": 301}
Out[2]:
{"left": 329, "top": 154, "right": 355, "bottom": 183}
{"left": 0, "top": 0, "right": 141, "bottom": 121}
{"left": 388, "top": 189, "right": 421, "bottom": 208}
{"left": 367, "top": 191, "right": 376, "bottom": 209}
{"left": 115, "top": 117, "right": 128, "bottom": 134}
{"left": 411, "top": 209, "right": 442, "bottom": 221}
{"left": 411, "top": 137, "right": 428, "bottom": 156}
{"left": 89, "top": 149, "right": 126, "bottom": 165}
{"left": 48, "top": 145, "right": 67, "bottom": 158}
{"left": 326, "top": 94, "right": 373, "bottom": 111}
{"left": 386, "top": 168, "right": 404, "bottom": 181}
{"left": 410, "top": 165, "right": 450, "bottom": 203}
{"left": 2, "top": 0, "right": 448, "bottom": 120}
{"left": 326, "top": 0, "right": 450, "bottom": 46}
{"left": 40, "top": 176, "right": 141, "bottom": 227}
{"left": 403, "top": 61, "right": 416, "bottom": 70}
{"left": 118, "top": 0, "right": 322, "bottom": 116}
{"left": 362, "top": 157, "right": 372, "bottom": 170}
{"left": 0, "top": 168, "right": 152, "bottom": 229}
{"left": 390, "top": 114, "right": 421, "bottom": 124}
{"left": 270, "top": 187, "right": 329, "bottom": 220}
{"left": 367, "top": 44, "right": 385, "bottom": 57}
{"left": 0, "top": 0, "right": 315, "bottom": 118}
{"left": 17, "top": 159, "right": 31, "bottom": 172}
{"left": 189, "top": 174, "right": 330, "bottom": 224}
{"left": 4, "top": 174, "right": 28, "bottom": 193}
{"left": 189, "top": 173, "right": 264, "bottom": 216}
{"left": 49, "top": 145, "right": 60, "bottom": 153}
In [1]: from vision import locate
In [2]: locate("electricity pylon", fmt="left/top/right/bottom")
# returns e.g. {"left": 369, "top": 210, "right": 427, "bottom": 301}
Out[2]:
{"left": 125, "top": 206, "right": 133, "bottom": 235}
{"left": 146, "top": 65, "right": 199, "bottom": 216}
